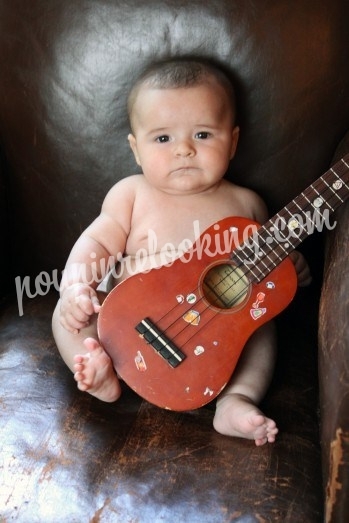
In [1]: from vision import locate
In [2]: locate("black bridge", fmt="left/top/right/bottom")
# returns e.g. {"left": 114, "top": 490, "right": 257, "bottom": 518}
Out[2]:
{"left": 135, "top": 318, "right": 186, "bottom": 368}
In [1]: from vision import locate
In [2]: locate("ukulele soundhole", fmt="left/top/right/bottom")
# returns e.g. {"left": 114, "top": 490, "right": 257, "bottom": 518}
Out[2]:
{"left": 202, "top": 262, "right": 250, "bottom": 310}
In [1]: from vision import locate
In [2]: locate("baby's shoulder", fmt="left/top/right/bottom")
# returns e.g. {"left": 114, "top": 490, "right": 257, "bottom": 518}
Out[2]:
{"left": 111, "top": 173, "right": 144, "bottom": 191}
{"left": 99, "top": 175, "right": 146, "bottom": 218}
{"left": 219, "top": 179, "right": 254, "bottom": 201}
{"left": 220, "top": 180, "right": 268, "bottom": 222}
{"left": 105, "top": 174, "right": 144, "bottom": 200}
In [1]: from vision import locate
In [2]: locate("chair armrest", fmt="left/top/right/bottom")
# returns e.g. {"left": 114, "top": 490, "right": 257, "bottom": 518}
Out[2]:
{"left": 318, "top": 132, "right": 349, "bottom": 522}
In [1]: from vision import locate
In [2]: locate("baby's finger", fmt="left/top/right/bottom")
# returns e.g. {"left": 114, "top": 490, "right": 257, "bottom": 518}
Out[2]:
{"left": 66, "top": 300, "right": 91, "bottom": 323}
{"left": 60, "top": 312, "right": 88, "bottom": 333}
{"left": 91, "top": 294, "right": 101, "bottom": 313}
{"left": 75, "top": 293, "right": 96, "bottom": 315}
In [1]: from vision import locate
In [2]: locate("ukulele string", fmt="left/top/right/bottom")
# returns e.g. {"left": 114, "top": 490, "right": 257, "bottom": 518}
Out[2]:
{"left": 147, "top": 248, "right": 252, "bottom": 342}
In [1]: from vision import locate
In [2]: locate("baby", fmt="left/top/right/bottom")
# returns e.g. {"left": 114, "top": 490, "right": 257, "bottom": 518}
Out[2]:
{"left": 52, "top": 58, "right": 311, "bottom": 446}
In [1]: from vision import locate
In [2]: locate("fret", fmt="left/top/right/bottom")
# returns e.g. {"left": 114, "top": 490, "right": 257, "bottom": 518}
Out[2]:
{"left": 321, "top": 177, "right": 343, "bottom": 205}
{"left": 257, "top": 240, "right": 285, "bottom": 277}
{"left": 231, "top": 247, "right": 260, "bottom": 280}
{"left": 271, "top": 215, "right": 300, "bottom": 249}
{"left": 312, "top": 183, "right": 334, "bottom": 212}
{"left": 232, "top": 154, "right": 349, "bottom": 284}
{"left": 263, "top": 222, "right": 297, "bottom": 255}
{"left": 302, "top": 210, "right": 316, "bottom": 233}
{"left": 247, "top": 240, "right": 272, "bottom": 274}
{"left": 232, "top": 242, "right": 268, "bottom": 280}
{"left": 292, "top": 198, "right": 306, "bottom": 214}
{"left": 299, "top": 190, "right": 313, "bottom": 211}
{"left": 258, "top": 233, "right": 281, "bottom": 265}
{"left": 317, "top": 173, "right": 344, "bottom": 205}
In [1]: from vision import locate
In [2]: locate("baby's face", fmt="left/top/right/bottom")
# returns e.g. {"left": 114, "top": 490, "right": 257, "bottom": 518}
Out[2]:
{"left": 128, "top": 80, "right": 239, "bottom": 195}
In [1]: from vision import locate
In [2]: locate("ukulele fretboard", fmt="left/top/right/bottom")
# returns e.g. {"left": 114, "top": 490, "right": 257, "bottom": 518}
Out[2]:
{"left": 231, "top": 154, "right": 349, "bottom": 283}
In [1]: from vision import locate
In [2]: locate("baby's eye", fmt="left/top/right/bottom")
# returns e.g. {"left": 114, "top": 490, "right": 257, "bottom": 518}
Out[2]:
{"left": 156, "top": 135, "right": 170, "bottom": 143}
{"left": 195, "top": 131, "right": 211, "bottom": 139}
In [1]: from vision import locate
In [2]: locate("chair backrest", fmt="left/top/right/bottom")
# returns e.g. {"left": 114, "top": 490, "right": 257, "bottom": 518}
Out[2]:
{"left": 0, "top": 0, "right": 348, "bottom": 278}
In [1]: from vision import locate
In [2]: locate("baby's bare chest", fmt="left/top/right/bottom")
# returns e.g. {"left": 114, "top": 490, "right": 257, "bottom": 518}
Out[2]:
{"left": 125, "top": 193, "right": 247, "bottom": 256}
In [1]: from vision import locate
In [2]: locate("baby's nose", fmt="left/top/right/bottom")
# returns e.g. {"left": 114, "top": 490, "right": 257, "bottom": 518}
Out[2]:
{"left": 175, "top": 140, "right": 195, "bottom": 157}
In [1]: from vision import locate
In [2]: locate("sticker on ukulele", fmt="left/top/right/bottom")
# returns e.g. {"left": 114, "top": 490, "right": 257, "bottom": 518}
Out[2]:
{"left": 194, "top": 345, "right": 205, "bottom": 356}
{"left": 333, "top": 180, "right": 343, "bottom": 190}
{"left": 204, "top": 387, "right": 214, "bottom": 397}
{"left": 252, "top": 292, "right": 265, "bottom": 309}
{"left": 183, "top": 310, "right": 201, "bottom": 325}
{"left": 251, "top": 291, "right": 267, "bottom": 319}
{"left": 186, "top": 293, "right": 197, "bottom": 304}
{"left": 135, "top": 351, "right": 147, "bottom": 372}
{"left": 250, "top": 308, "right": 267, "bottom": 320}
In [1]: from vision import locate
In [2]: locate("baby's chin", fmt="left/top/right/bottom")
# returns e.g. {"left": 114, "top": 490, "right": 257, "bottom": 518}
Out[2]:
{"left": 160, "top": 174, "right": 221, "bottom": 195}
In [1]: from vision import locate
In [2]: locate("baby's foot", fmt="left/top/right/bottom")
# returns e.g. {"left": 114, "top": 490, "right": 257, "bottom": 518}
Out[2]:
{"left": 73, "top": 337, "right": 121, "bottom": 402}
{"left": 213, "top": 393, "right": 278, "bottom": 446}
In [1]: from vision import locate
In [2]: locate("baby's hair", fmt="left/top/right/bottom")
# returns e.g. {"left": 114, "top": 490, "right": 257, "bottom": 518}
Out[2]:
{"left": 127, "top": 58, "right": 236, "bottom": 128}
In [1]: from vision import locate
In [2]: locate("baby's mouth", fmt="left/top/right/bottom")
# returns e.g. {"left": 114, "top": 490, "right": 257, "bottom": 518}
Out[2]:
{"left": 171, "top": 166, "right": 199, "bottom": 175}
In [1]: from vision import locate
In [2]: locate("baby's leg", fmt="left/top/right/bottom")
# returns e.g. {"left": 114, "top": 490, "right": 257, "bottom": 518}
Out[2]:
{"left": 52, "top": 299, "right": 121, "bottom": 402}
{"left": 213, "top": 321, "right": 278, "bottom": 446}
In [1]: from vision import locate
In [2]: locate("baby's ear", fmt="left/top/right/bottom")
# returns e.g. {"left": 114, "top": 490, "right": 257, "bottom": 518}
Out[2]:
{"left": 128, "top": 134, "right": 141, "bottom": 166}
{"left": 230, "top": 126, "right": 240, "bottom": 160}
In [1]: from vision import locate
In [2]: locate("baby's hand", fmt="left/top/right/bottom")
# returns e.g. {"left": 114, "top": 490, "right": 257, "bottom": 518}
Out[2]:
{"left": 289, "top": 251, "right": 312, "bottom": 287}
{"left": 59, "top": 283, "right": 101, "bottom": 333}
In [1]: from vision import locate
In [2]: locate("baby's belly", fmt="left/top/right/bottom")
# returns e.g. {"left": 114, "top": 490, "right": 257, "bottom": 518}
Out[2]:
{"left": 118, "top": 252, "right": 174, "bottom": 280}
{"left": 98, "top": 251, "right": 182, "bottom": 292}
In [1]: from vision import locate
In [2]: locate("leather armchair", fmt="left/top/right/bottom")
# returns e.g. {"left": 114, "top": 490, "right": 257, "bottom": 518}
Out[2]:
{"left": 1, "top": 1, "right": 348, "bottom": 521}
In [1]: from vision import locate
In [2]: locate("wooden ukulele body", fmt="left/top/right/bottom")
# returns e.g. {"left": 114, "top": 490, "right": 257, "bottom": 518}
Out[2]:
{"left": 98, "top": 216, "right": 297, "bottom": 411}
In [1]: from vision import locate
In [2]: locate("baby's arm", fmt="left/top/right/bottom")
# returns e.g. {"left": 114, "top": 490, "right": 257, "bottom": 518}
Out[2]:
{"left": 59, "top": 177, "right": 138, "bottom": 333}
{"left": 58, "top": 231, "right": 120, "bottom": 334}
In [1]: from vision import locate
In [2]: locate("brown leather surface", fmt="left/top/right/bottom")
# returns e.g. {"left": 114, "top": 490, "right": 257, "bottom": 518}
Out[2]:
{"left": 0, "top": 291, "right": 322, "bottom": 522}
{"left": 0, "top": 0, "right": 349, "bottom": 521}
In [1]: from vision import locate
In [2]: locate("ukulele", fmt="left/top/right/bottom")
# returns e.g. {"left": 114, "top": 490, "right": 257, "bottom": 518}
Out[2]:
{"left": 98, "top": 154, "right": 349, "bottom": 411}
